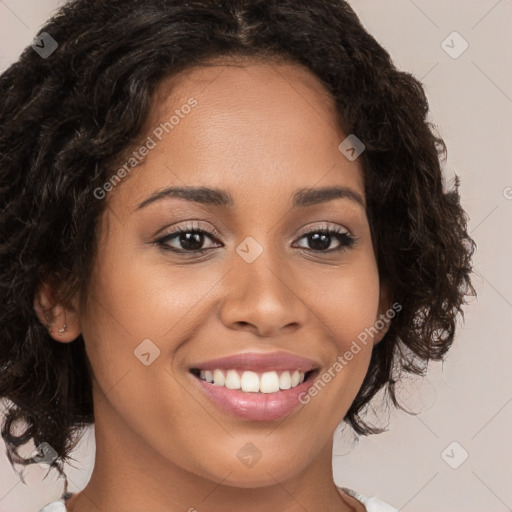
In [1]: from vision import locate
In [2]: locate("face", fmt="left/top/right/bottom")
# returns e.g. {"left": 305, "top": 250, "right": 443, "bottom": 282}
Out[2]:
{"left": 48, "top": 58, "right": 389, "bottom": 489}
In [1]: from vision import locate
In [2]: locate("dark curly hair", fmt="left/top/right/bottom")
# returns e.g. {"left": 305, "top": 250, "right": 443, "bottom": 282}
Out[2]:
{"left": 0, "top": 0, "right": 475, "bottom": 484}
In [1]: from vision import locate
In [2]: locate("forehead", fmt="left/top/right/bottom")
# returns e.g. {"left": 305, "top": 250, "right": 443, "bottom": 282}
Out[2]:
{"left": 152, "top": 55, "right": 339, "bottom": 117}
{"left": 149, "top": 56, "right": 345, "bottom": 146}
{"left": 111, "top": 56, "right": 364, "bottom": 210}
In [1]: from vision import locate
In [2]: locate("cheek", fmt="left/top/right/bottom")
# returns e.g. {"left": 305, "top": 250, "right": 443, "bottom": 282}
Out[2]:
{"left": 313, "top": 251, "right": 381, "bottom": 349}
{"left": 78, "top": 234, "right": 231, "bottom": 403}
{"left": 78, "top": 256, "right": 215, "bottom": 455}
{"left": 78, "top": 249, "right": 258, "bottom": 480}
{"left": 83, "top": 230, "right": 223, "bottom": 343}
{"left": 300, "top": 251, "right": 381, "bottom": 413}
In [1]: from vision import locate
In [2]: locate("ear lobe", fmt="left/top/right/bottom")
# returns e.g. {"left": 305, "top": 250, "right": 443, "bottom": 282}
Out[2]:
{"left": 34, "top": 281, "right": 81, "bottom": 343}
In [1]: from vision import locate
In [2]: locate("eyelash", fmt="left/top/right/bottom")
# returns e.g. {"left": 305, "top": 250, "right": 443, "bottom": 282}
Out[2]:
{"left": 155, "top": 222, "right": 356, "bottom": 255}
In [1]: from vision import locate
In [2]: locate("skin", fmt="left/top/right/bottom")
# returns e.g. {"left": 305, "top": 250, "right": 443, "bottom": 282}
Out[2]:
{"left": 35, "top": 57, "right": 390, "bottom": 512}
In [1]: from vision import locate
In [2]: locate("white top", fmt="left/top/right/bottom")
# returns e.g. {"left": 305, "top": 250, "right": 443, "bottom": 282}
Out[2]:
{"left": 340, "top": 487, "right": 399, "bottom": 511}
{"left": 38, "top": 487, "right": 398, "bottom": 511}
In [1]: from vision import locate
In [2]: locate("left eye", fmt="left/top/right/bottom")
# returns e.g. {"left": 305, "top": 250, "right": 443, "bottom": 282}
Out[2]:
{"left": 293, "top": 228, "right": 356, "bottom": 252}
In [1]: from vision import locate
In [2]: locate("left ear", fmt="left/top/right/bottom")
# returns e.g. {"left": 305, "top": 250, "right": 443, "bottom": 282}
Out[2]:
{"left": 373, "top": 283, "right": 393, "bottom": 345}
{"left": 33, "top": 279, "right": 81, "bottom": 343}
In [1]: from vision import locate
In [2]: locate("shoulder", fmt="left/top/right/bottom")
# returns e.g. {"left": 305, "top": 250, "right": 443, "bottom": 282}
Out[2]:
{"left": 37, "top": 501, "right": 67, "bottom": 512}
{"left": 337, "top": 486, "right": 399, "bottom": 512}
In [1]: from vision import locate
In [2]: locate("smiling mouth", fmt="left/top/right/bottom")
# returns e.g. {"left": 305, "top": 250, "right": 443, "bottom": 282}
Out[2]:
{"left": 189, "top": 368, "right": 318, "bottom": 394}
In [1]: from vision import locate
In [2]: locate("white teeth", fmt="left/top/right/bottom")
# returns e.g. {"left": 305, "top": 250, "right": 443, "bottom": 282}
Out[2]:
{"left": 198, "top": 369, "right": 307, "bottom": 393}
{"left": 260, "top": 371, "right": 280, "bottom": 393}
{"left": 240, "top": 371, "right": 260, "bottom": 392}
{"left": 279, "top": 371, "right": 292, "bottom": 390}
{"left": 224, "top": 369, "right": 241, "bottom": 390}
{"left": 213, "top": 369, "right": 225, "bottom": 386}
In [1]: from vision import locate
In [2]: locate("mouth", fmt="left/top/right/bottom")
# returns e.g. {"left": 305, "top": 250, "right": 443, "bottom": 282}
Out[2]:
{"left": 189, "top": 367, "right": 319, "bottom": 394}
{"left": 188, "top": 352, "right": 321, "bottom": 421}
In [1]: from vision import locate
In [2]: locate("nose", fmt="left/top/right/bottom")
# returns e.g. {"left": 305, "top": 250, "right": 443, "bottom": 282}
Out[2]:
{"left": 218, "top": 245, "right": 309, "bottom": 338}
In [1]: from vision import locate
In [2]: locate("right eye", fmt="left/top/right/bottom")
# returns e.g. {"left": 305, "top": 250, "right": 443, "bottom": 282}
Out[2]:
{"left": 155, "top": 222, "right": 223, "bottom": 254}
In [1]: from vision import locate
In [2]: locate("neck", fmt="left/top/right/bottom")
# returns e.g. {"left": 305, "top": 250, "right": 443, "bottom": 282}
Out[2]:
{"left": 66, "top": 412, "right": 357, "bottom": 512}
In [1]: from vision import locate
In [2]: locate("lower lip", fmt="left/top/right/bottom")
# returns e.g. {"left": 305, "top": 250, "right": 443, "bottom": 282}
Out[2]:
{"left": 192, "top": 372, "right": 317, "bottom": 421}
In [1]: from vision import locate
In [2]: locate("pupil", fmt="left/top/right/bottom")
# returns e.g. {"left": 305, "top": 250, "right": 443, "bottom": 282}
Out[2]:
{"left": 309, "top": 233, "right": 330, "bottom": 251}
{"left": 181, "top": 232, "right": 203, "bottom": 251}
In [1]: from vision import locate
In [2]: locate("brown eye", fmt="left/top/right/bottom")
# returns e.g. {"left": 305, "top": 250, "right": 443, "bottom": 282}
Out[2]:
{"left": 294, "top": 227, "right": 356, "bottom": 252}
{"left": 156, "top": 223, "right": 222, "bottom": 254}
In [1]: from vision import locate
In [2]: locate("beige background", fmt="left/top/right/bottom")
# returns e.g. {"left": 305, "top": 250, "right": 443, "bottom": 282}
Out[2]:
{"left": 0, "top": 1, "right": 511, "bottom": 511}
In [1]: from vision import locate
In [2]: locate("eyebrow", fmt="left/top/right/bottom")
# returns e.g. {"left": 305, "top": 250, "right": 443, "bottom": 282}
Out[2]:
{"left": 135, "top": 185, "right": 365, "bottom": 210}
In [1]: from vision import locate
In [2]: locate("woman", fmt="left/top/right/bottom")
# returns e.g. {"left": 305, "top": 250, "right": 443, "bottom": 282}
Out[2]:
{"left": 0, "top": 1, "right": 475, "bottom": 511}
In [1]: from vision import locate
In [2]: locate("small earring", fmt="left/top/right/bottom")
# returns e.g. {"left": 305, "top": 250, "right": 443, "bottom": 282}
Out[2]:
{"left": 57, "top": 324, "right": 67, "bottom": 335}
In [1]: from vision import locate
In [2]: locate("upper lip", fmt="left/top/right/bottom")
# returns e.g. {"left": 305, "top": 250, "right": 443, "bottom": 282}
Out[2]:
{"left": 189, "top": 351, "right": 320, "bottom": 373}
